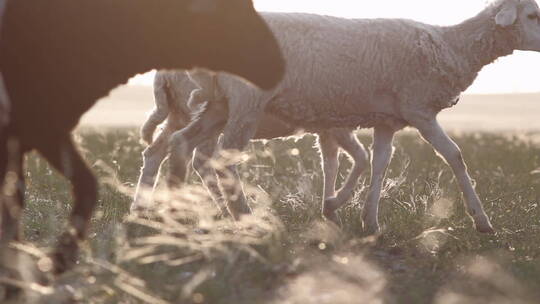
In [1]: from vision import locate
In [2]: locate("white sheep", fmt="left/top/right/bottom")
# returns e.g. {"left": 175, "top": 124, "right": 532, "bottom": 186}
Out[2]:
{"left": 167, "top": 0, "right": 540, "bottom": 234}
{"left": 133, "top": 70, "right": 367, "bottom": 224}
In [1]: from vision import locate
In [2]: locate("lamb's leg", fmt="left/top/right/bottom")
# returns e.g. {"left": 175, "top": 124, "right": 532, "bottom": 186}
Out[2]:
{"left": 38, "top": 135, "right": 98, "bottom": 273}
{"left": 413, "top": 118, "right": 494, "bottom": 233}
{"left": 362, "top": 126, "right": 395, "bottom": 234}
{"left": 318, "top": 131, "right": 339, "bottom": 223}
{"left": 192, "top": 135, "right": 228, "bottom": 216}
{"left": 323, "top": 129, "right": 368, "bottom": 221}
{"left": 140, "top": 80, "right": 170, "bottom": 145}
{"left": 132, "top": 126, "right": 174, "bottom": 212}
{"left": 215, "top": 116, "right": 261, "bottom": 220}
{"left": 168, "top": 101, "right": 227, "bottom": 188}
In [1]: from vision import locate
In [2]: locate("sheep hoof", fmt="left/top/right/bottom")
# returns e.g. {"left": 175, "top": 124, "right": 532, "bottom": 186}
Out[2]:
{"left": 130, "top": 201, "right": 154, "bottom": 214}
{"left": 469, "top": 211, "right": 494, "bottom": 234}
{"left": 322, "top": 197, "right": 341, "bottom": 225}
{"left": 217, "top": 206, "right": 231, "bottom": 219}
{"left": 51, "top": 233, "right": 79, "bottom": 275}
{"left": 474, "top": 219, "right": 495, "bottom": 234}
{"left": 0, "top": 267, "right": 23, "bottom": 301}
{"left": 322, "top": 210, "right": 341, "bottom": 226}
{"left": 1, "top": 285, "right": 22, "bottom": 301}
{"left": 166, "top": 175, "right": 182, "bottom": 189}
{"left": 130, "top": 203, "right": 144, "bottom": 213}
{"left": 361, "top": 213, "right": 381, "bottom": 235}
{"left": 362, "top": 221, "right": 381, "bottom": 235}
{"left": 361, "top": 207, "right": 381, "bottom": 235}
{"left": 227, "top": 202, "right": 252, "bottom": 221}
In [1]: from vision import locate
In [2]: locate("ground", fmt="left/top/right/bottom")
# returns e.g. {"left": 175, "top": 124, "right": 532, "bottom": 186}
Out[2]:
{"left": 5, "top": 129, "right": 540, "bottom": 303}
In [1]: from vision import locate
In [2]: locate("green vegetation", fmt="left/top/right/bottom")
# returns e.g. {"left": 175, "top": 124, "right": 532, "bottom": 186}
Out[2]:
{"left": 9, "top": 129, "right": 540, "bottom": 303}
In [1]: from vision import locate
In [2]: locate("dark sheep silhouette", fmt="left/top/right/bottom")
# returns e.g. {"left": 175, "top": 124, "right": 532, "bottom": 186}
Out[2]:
{"left": 0, "top": 0, "right": 284, "bottom": 274}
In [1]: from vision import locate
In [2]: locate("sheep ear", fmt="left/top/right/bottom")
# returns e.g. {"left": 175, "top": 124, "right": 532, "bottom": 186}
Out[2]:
{"left": 495, "top": 1, "right": 518, "bottom": 27}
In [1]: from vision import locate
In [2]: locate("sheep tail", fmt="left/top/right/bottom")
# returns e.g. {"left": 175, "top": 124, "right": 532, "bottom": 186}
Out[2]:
{"left": 140, "top": 80, "right": 174, "bottom": 145}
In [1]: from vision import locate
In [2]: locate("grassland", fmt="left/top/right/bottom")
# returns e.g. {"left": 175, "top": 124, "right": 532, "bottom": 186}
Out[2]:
{"left": 7, "top": 129, "right": 540, "bottom": 303}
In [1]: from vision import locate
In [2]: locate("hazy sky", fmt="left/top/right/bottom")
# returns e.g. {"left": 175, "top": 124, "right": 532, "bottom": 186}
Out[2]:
{"left": 129, "top": 0, "right": 540, "bottom": 94}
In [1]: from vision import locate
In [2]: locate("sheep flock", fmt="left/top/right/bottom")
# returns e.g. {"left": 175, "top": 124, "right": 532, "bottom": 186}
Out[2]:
{"left": 154, "top": 0, "right": 540, "bottom": 236}
{"left": 2, "top": 0, "right": 540, "bottom": 299}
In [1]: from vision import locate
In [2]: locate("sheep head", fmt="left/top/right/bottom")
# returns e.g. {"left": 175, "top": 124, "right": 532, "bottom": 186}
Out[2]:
{"left": 495, "top": 0, "right": 540, "bottom": 51}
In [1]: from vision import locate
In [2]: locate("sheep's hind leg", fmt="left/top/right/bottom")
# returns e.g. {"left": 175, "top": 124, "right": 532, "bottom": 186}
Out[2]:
{"left": 132, "top": 126, "right": 175, "bottom": 212}
{"left": 140, "top": 84, "right": 170, "bottom": 145}
{"left": 168, "top": 101, "right": 227, "bottom": 188}
{"left": 192, "top": 135, "right": 229, "bottom": 216}
{"left": 38, "top": 135, "right": 98, "bottom": 274}
{"left": 413, "top": 118, "right": 494, "bottom": 233}
{"left": 215, "top": 116, "right": 261, "bottom": 220}
{"left": 362, "top": 126, "right": 395, "bottom": 235}
{"left": 323, "top": 129, "right": 368, "bottom": 223}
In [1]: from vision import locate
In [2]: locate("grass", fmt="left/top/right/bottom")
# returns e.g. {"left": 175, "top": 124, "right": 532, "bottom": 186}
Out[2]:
{"left": 5, "top": 128, "right": 540, "bottom": 303}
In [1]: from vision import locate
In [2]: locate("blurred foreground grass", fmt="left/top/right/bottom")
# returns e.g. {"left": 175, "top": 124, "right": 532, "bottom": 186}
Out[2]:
{"left": 9, "top": 129, "right": 540, "bottom": 303}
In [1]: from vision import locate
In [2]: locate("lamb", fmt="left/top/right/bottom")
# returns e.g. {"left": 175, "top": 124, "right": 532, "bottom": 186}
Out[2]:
{"left": 167, "top": 0, "right": 540, "bottom": 234}
{"left": 132, "top": 70, "right": 368, "bottom": 224}
{"left": 0, "top": 0, "right": 284, "bottom": 275}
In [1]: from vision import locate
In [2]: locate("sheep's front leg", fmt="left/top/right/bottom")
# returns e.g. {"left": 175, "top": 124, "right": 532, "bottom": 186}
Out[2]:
{"left": 362, "top": 126, "right": 395, "bottom": 234}
{"left": 38, "top": 135, "right": 98, "bottom": 273}
{"left": 414, "top": 118, "right": 494, "bottom": 233}
{"left": 132, "top": 126, "right": 174, "bottom": 212}
{"left": 192, "top": 136, "right": 229, "bottom": 216}
{"left": 323, "top": 129, "right": 369, "bottom": 222}
{"left": 319, "top": 131, "right": 339, "bottom": 223}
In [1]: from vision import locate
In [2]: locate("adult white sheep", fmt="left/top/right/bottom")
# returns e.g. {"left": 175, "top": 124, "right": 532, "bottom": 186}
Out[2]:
{"left": 167, "top": 0, "right": 540, "bottom": 234}
{"left": 132, "top": 70, "right": 367, "bottom": 224}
